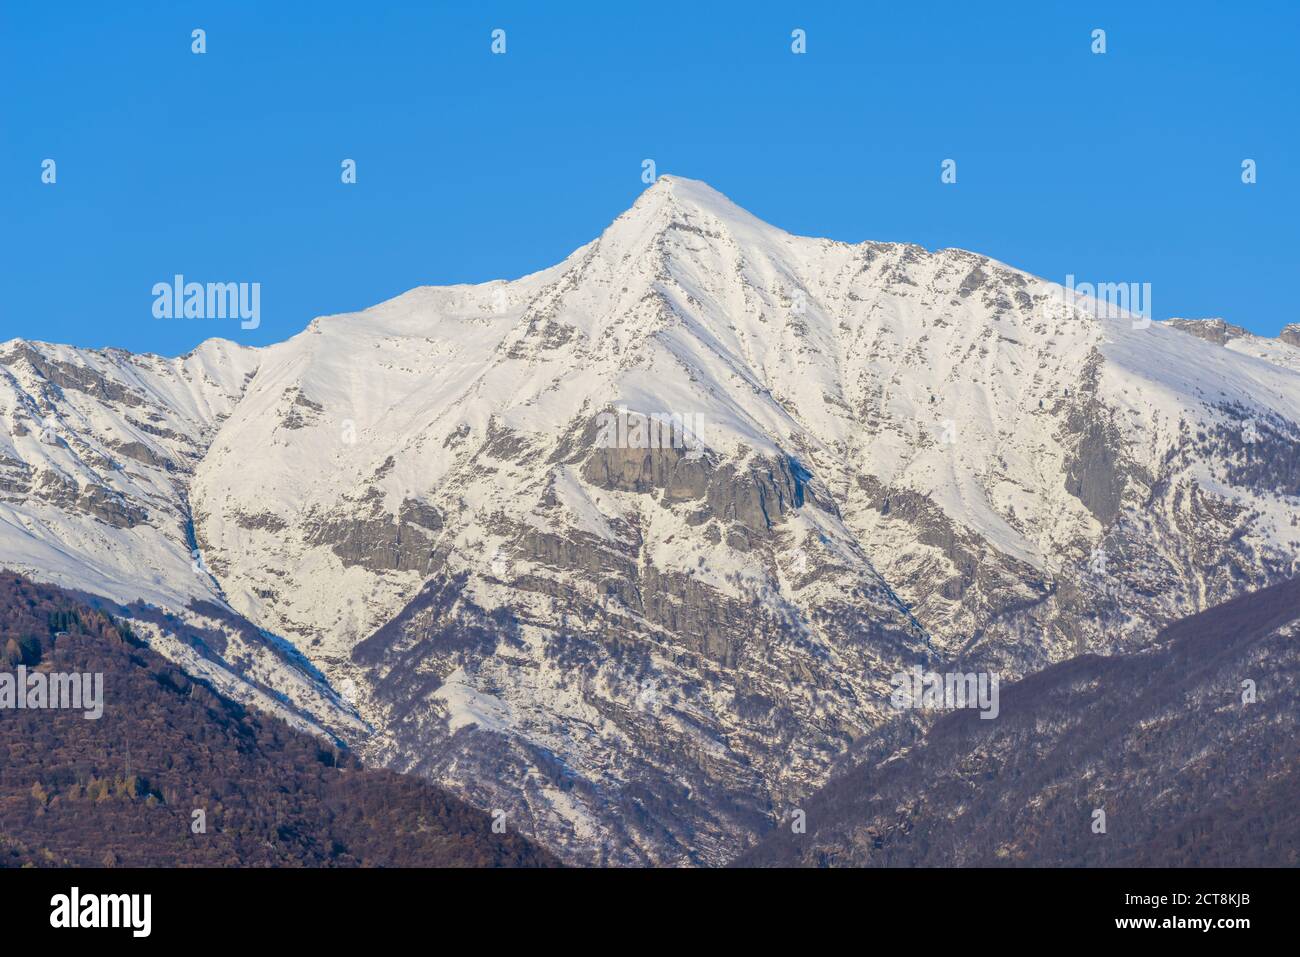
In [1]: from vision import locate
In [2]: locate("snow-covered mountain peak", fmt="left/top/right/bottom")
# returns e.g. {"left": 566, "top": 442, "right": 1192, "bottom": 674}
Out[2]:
{"left": 5, "top": 178, "right": 1300, "bottom": 865}
{"left": 624, "top": 174, "right": 782, "bottom": 234}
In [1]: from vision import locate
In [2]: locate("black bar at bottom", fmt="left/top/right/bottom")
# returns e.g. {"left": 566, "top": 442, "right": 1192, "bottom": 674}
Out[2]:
{"left": 0, "top": 866, "right": 1288, "bottom": 943}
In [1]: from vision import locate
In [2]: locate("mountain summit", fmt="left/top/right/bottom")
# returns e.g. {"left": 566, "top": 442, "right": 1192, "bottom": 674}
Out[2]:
{"left": 3, "top": 177, "right": 1299, "bottom": 863}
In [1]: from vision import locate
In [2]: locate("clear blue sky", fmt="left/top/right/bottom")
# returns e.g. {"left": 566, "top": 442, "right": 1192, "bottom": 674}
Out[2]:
{"left": 2, "top": 0, "right": 1296, "bottom": 355}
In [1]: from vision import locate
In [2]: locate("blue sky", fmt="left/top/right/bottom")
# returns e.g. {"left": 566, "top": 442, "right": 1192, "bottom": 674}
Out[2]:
{"left": 2, "top": 0, "right": 1296, "bottom": 355}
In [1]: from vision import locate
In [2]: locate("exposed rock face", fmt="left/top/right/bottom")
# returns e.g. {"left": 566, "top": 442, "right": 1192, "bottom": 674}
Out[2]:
{"left": 4, "top": 343, "right": 148, "bottom": 408}
{"left": 581, "top": 442, "right": 814, "bottom": 537}
{"left": 1062, "top": 410, "right": 1128, "bottom": 526}
{"left": 304, "top": 494, "right": 444, "bottom": 573}
{"left": 580, "top": 440, "right": 707, "bottom": 496}
{"left": 1165, "top": 317, "right": 1249, "bottom": 345}
{"left": 280, "top": 389, "right": 326, "bottom": 430}
{"left": 3, "top": 177, "right": 1300, "bottom": 866}
{"left": 33, "top": 470, "right": 150, "bottom": 528}
{"left": 1163, "top": 317, "right": 1300, "bottom": 373}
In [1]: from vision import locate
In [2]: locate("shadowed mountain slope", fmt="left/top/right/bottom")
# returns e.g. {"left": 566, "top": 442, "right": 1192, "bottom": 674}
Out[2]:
{"left": 736, "top": 575, "right": 1300, "bottom": 867}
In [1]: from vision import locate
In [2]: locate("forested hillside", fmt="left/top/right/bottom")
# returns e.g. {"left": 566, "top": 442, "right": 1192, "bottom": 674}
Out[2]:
{"left": 0, "top": 572, "right": 558, "bottom": 867}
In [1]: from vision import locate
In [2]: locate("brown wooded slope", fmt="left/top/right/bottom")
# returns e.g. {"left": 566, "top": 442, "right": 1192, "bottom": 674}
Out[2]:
{"left": 0, "top": 572, "right": 558, "bottom": 867}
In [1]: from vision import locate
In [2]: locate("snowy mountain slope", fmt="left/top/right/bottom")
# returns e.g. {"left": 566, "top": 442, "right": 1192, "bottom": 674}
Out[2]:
{"left": 3, "top": 176, "right": 1298, "bottom": 864}
{"left": 189, "top": 180, "right": 935, "bottom": 863}
{"left": 0, "top": 338, "right": 252, "bottom": 604}
{"left": 0, "top": 338, "right": 363, "bottom": 740}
